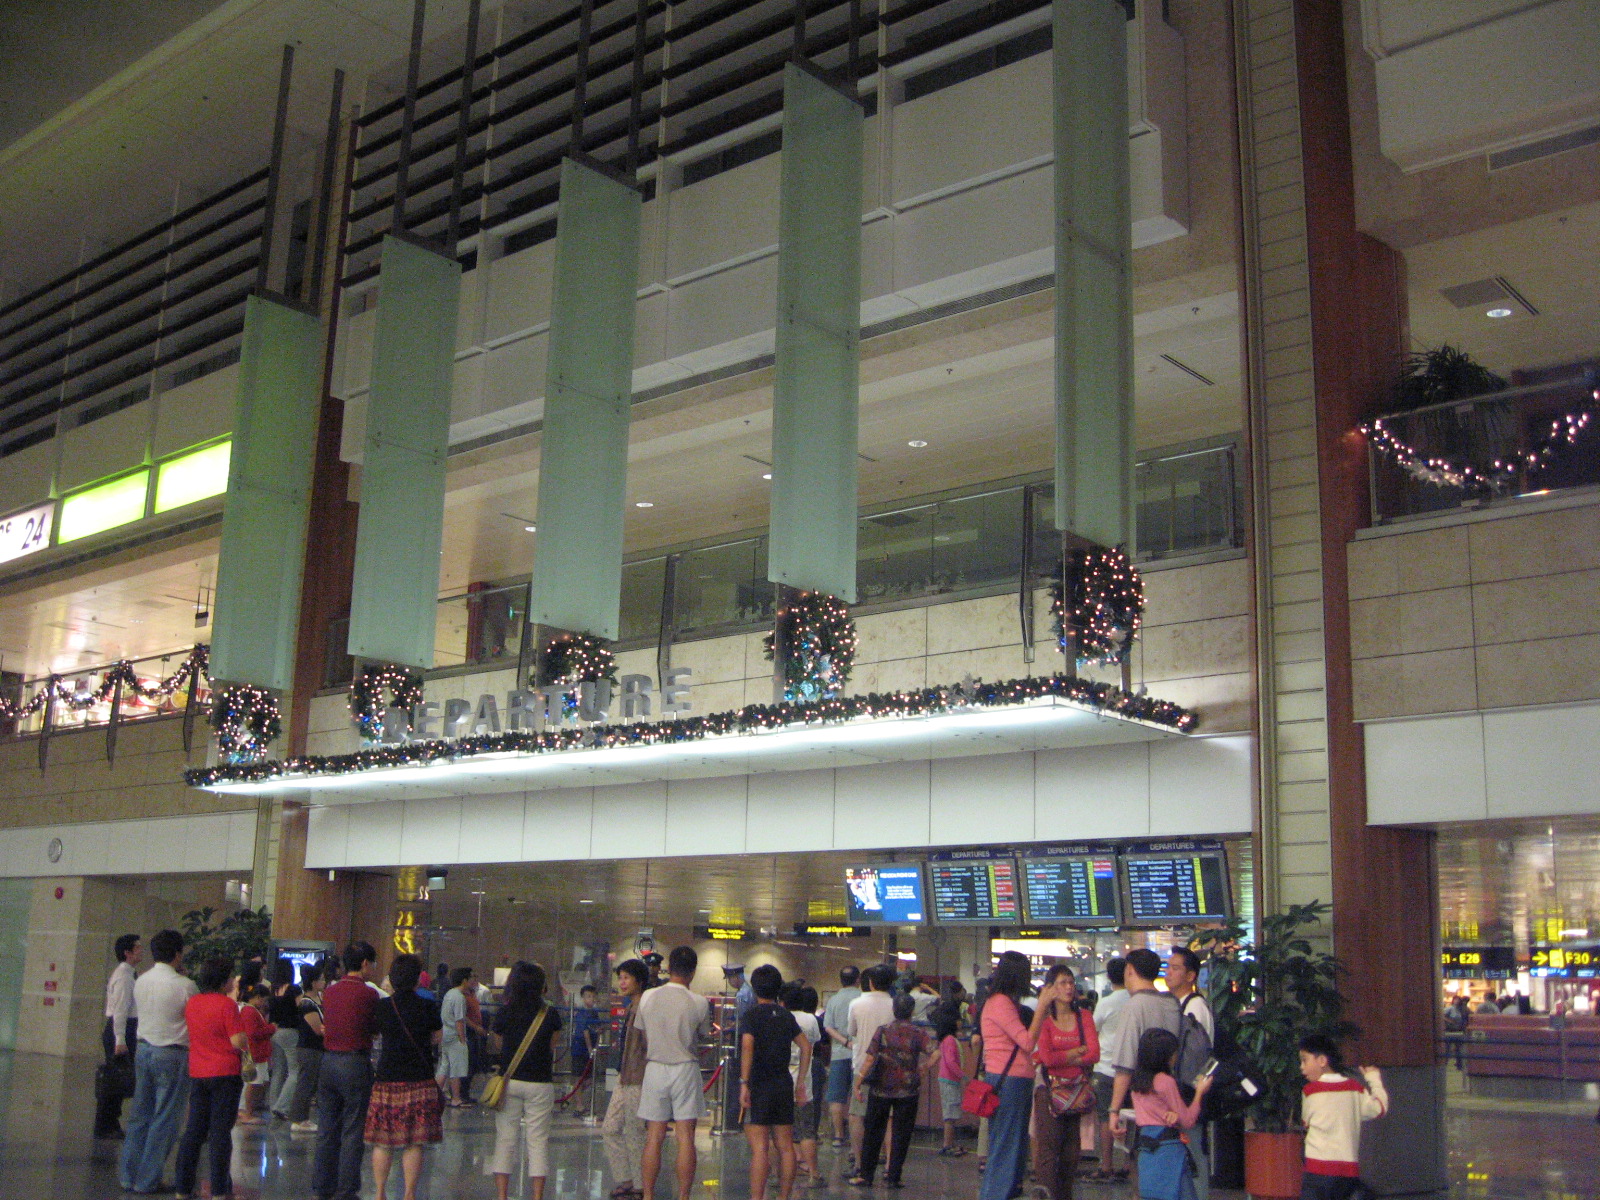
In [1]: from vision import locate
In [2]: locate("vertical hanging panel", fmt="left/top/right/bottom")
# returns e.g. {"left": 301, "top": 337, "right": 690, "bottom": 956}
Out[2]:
{"left": 1053, "top": 0, "right": 1134, "bottom": 548}
{"left": 346, "top": 235, "right": 462, "bottom": 668}
{"left": 767, "top": 63, "right": 864, "bottom": 603}
{"left": 527, "top": 158, "right": 643, "bottom": 639}
{"left": 209, "top": 295, "right": 322, "bottom": 690}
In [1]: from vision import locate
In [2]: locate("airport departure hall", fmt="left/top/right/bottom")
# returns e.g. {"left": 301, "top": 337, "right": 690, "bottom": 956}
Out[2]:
{"left": 0, "top": 1, "right": 1597, "bottom": 1197}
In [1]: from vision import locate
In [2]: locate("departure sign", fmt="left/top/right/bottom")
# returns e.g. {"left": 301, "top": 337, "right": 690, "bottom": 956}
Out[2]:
{"left": 1120, "top": 846, "right": 1231, "bottom": 925}
{"left": 0, "top": 501, "right": 53, "bottom": 566}
{"left": 1022, "top": 855, "right": 1120, "bottom": 926}
{"left": 928, "top": 854, "right": 1020, "bottom": 925}
{"left": 1531, "top": 945, "right": 1599, "bottom": 979}
{"left": 1441, "top": 946, "right": 1516, "bottom": 980}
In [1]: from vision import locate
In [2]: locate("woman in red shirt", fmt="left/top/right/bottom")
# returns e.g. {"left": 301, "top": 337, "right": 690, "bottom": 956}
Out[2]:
{"left": 174, "top": 957, "right": 248, "bottom": 1200}
{"left": 1028, "top": 965, "right": 1100, "bottom": 1200}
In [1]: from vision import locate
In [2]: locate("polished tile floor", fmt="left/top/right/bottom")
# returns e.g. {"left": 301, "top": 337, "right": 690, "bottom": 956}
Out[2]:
{"left": 1, "top": 1051, "right": 1595, "bottom": 1198}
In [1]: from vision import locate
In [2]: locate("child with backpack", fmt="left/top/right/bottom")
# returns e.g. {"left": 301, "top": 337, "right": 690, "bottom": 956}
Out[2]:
{"left": 1297, "top": 1033, "right": 1388, "bottom": 1199}
{"left": 1129, "top": 1027, "right": 1212, "bottom": 1200}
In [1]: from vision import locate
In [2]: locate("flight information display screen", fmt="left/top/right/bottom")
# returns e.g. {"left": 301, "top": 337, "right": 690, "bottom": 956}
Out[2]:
{"left": 1021, "top": 854, "right": 1121, "bottom": 926}
{"left": 928, "top": 855, "right": 1021, "bottom": 925}
{"left": 1120, "top": 849, "right": 1231, "bottom": 925}
{"left": 845, "top": 864, "right": 926, "bottom": 924}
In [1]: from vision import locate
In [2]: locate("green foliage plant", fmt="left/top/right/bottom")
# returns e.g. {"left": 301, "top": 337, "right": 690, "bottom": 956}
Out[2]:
{"left": 179, "top": 905, "right": 272, "bottom": 975}
{"left": 1191, "top": 900, "right": 1358, "bottom": 1134}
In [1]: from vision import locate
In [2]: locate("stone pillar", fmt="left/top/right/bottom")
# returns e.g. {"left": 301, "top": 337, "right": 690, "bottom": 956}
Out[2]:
{"left": 1235, "top": 0, "right": 1443, "bottom": 1190}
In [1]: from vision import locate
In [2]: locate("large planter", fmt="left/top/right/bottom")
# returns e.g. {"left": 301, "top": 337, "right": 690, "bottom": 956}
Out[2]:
{"left": 1243, "top": 1130, "right": 1305, "bottom": 1198}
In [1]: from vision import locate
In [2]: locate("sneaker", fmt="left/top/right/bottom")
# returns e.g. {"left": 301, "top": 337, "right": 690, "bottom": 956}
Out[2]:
{"left": 290, "top": 1120, "right": 318, "bottom": 1133}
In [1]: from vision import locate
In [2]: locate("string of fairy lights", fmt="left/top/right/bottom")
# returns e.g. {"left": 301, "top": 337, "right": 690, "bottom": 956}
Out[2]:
{"left": 1360, "top": 390, "right": 1597, "bottom": 493}
{"left": 0, "top": 644, "right": 210, "bottom": 721}
{"left": 184, "top": 671, "right": 1199, "bottom": 788}
{"left": 1050, "top": 547, "right": 1146, "bottom": 667}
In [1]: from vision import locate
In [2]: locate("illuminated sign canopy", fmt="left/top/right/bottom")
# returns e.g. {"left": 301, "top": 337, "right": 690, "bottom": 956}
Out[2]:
{"left": 188, "top": 675, "right": 1197, "bottom": 800}
{"left": 155, "top": 440, "right": 232, "bottom": 513}
{"left": 58, "top": 471, "right": 150, "bottom": 543}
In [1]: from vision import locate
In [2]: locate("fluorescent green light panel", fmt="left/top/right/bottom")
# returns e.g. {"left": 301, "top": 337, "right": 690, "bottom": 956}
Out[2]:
{"left": 767, "top": 63, "right": 864, "bottom": 603}
{"left": 528, "top": 158, "right": 643, "bottom": 640}
{"left": 57, "top": 471, "right": 150, "bottom": 543}
{"left": 1053, "top": 0, "right": 1134, "bottom": 547}
{"left": 154, "top": 440, "right": 232, "bottom": 513}
{"left": 347, "top": 236, "right": 462, "bottom": 669}
{"left": 210, "top": 296, "right": 323, "bottom": 691}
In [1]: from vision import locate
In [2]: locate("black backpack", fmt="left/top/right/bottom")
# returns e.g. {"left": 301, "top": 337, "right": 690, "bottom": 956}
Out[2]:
{"left": 1188, "top": 1004, "right": 1261, "bottom": 1122}
{"left": 1174, "top": 994, "right": 1214, "bottom": 1104}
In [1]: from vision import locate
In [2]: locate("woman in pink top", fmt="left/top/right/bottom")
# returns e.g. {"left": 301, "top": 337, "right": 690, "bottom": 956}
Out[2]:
{"left": 1028, "top": 965, "right": 1100, "bottom": 1200}
{"left": 978, "top": 951, "right": 1071, "bottom": 1200}
{"left": 1129, "top": 1027, "right": 1212, "bottom": 1200}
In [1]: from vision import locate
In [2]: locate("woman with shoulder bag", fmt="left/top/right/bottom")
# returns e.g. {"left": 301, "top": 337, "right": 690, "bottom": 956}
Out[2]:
{"left": 365, "top": 954, "right": 444, "bottom": 1200}
{"left": 1029, "top": 965, "right": 1100, "bottom": 1200}
{"left": 486, "top": 960, "right": 563, "bottom": 1200}
{"left": 977, "top": 951, "right": 1039, "bottom": 1200}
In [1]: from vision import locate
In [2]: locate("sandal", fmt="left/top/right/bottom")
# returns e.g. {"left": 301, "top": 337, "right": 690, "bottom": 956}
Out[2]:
{"left": 846, "top": 1176, "right": 872, "bottom": 1188}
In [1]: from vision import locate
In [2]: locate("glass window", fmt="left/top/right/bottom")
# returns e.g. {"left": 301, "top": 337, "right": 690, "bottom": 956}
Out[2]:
{"left": 930, "top": 490, "right": 1024, "bottom": 593}
{"left": 1135, "top": 445, "right": 1239, "bottom": 560}
{"left": 858, "top": 505, "right": 934, "bottom": 602}
{"left": 674, "top": 539, "right": 770, "bottom": 634}
{"left": 619, "top": 557, "right": 667, "bottom": 645}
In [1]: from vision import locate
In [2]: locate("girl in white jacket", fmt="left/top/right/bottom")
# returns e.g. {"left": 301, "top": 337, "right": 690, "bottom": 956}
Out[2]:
{"left": 1296, "top": 1033, "right": 1388, "bottom": 1199}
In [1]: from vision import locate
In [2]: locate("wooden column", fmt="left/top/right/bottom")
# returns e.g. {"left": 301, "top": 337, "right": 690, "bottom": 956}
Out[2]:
{"left": 1294, "top": 0, "right": 1436, "bottom": 1073}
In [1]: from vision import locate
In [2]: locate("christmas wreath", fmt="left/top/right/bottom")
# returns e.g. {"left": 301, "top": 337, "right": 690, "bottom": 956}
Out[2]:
{"left": 1050, "top": 546, "right": 1145, "bottom": 667}
{"left": 763, "top": 591, "right": 858, "bottom": 702}
{"left": 210, "top": 685, "right": 282, "bottom": 763}
{"left": 539, "top": 632, "right": 618, "bottom": 686}
{"left": 348, "top": 663, "right": 425, "bottom": 743}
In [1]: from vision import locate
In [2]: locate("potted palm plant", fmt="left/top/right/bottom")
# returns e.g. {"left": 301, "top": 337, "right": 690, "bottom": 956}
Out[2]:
{"left": 1193, "top": 901, "right": 1357, "bottom": 1199}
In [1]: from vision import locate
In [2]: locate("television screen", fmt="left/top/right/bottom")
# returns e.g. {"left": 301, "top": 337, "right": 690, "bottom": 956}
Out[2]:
{"left": 928, "top": 854, "right": 1021, "bottom": 925}
{"left": 1119, "top": 846, "right": 1232, "bottom": 925}
{"left": 1021, "top": 853, "right": 1121, "bottom": 926}
{"left": 844, "top": 864, "right": 926, "bottom": 924}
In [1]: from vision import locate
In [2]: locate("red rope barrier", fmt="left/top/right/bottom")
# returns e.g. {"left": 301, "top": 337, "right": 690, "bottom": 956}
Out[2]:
{"left": 702, "top": 1062, "right": 722, "bottom": 1094}
{"left": 558, "top": 1056, "right": 594, "bottom": 1106}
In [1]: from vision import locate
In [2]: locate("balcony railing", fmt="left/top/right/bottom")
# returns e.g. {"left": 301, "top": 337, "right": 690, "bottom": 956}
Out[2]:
{"left": 0, "top": 648, "right": 211, "bottom": 742}
{"left": 1366, "top": 374, "right": 1600, "bottom": 524}
{"left": 322, "top": 444, "right": 1244, "bottom": 688}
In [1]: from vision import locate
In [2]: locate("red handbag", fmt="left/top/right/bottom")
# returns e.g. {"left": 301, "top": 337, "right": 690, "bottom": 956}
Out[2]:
{"left": 960, "top": 1042, "right": 1021, "bottom": 1118}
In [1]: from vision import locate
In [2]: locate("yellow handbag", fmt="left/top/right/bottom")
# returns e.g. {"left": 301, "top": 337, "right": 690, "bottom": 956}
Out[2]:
{"left": 480, "top": 1006, "right": 549, "bottom": 1110}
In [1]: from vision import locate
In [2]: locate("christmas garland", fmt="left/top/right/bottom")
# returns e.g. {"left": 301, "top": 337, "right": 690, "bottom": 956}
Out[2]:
{"left": 1050, "top": 547, "right": 1145, "bottom": 667}
{"left": 1359, "top": 395, "right": 1596, "bottom": 494}
{"left": 0, "top": 645, "right": 209, "bottom": 721}
{"left": 209, "top": 685, "right": 282, "bottom": 763}
{"left": 763, "top": 591, "right": 858, "bottom": 702}
{"left": 348, "top": 663, "right": 425, "bottom": 744}
{"left": 185, "top": 672, "right": 1198, "bottom": 788}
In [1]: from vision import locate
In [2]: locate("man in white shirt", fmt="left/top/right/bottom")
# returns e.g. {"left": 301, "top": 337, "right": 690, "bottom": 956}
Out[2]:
{"left": 1089, "top": 957, "right": 1130, "bottom": 1181}
{"left": 94, "top": 932, "right": 142, "bottom": 1139}
{"left": 636, "top": 945, "right": 713, "bottom": 1200}
{"left": 1164, "top": 947, "right": 1214, "bottom": 1200}
{"left": 119, "top": 928, "right": 198, "bottom": 1195}
{"left": 844, "top": 964, "right": 895, "bottom": 1170}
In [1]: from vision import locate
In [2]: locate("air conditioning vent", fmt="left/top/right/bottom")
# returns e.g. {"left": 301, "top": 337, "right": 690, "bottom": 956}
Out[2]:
{"left": 1438, "top": 276, "right": 1538, "bottom": 316}
{"left": 1488, "top": 123, "right": 1600, "bottom": 171}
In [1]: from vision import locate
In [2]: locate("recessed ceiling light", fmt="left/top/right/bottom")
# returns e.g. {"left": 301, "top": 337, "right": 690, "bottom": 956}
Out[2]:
{"left": 907, "top": 439, "right": 928, "bottom": 448}
{"left": 1486, "top": 307, "right": 1513, "bottom": 319}
{"left": 761, "top": 473, "right": 772, "bottom": 480}
{"left": 635, "top": 501, "right": 654, "bottom": 508}
{"left": 578, "top": 898, "right": 595, "bottom": 904}
{"left": 523, "top": 524, "right": 537, "bottom": 532}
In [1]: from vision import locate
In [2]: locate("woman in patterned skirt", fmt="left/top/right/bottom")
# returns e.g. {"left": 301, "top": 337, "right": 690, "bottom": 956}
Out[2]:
{"left": 366, "top": 954, "right": 443, "bottom": 1200}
